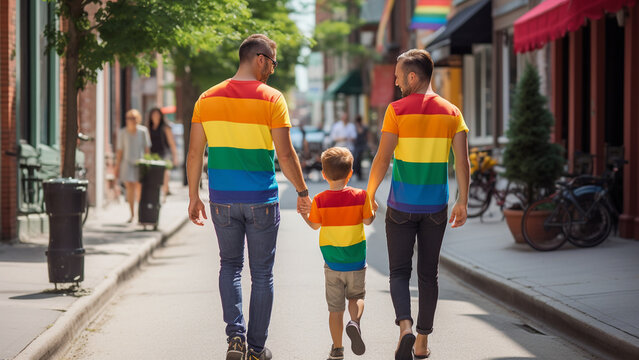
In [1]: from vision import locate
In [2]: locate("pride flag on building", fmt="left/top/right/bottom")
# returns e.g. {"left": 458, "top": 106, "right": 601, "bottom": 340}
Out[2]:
{"left": 410, "top": 0, "right": 452, "bottom": 30}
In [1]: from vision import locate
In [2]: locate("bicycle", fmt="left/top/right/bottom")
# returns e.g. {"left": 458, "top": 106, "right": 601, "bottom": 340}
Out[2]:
{"left": 464, "top": 150, "right": 525, "bottom": 219}
{"left": 521, "top": 158, "right": 626, "bottom": 251}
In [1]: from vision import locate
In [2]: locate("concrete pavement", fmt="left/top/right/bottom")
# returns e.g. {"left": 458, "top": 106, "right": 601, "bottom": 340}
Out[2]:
{"left": 0, "top": 182, "right": 192, "bottom": 360}
{"left": 63, "top": 179, "right": 595, "bottom": 359}
{"left": 376, "top": 175, "right": 639, "bottom": 359}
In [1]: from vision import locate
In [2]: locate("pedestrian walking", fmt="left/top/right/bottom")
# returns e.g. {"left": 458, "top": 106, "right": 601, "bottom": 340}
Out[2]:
{"left": 146, "top": 107, "right": 178, "bottom": 198}
{"left": 185, "top": 34, "right": 310, "bottom": 360}
{"left": 300, "top": 147, "right": 375, "bottom": 360}
{"left": 352, "top": 116, "right": 369, "bottom": 181}
{"left": 366, "top": 49, "right": 470, "bottom": 360}
{"left": 115, "top": 109, "right": 151, "bottom": 223}
{"left": 330, "top": 113, "right": 357, "bottom": 152}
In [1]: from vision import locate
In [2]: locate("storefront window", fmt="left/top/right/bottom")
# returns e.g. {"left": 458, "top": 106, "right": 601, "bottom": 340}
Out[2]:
{"left": 467, "top": 45, "right": 493, "bottom": 145}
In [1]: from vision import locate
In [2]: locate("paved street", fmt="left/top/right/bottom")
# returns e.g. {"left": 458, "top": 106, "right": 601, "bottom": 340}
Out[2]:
{"left": 63, "top": 179, "right": 596, "bottom": 360}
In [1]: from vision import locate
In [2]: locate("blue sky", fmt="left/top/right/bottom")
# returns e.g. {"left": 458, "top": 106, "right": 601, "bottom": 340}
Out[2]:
{"left": 288, "top": 0, "right": 315, "bottom": 92}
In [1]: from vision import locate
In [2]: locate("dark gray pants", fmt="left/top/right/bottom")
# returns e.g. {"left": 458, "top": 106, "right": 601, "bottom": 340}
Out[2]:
{"left": 385, "top": 206, "right": 448, "bottom": 335}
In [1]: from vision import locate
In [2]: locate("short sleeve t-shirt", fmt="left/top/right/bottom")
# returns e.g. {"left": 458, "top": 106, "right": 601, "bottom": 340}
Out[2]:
{"left": 117, "top": 125, "right": 151, "bottom": 164}
{"left": 308, "top": 187, "right": 373, "bottom": 271}
{"left": 381, "top": 93, "right": 468, "bottom": 213}
{"left": 192, "top": 79, "right": 291, "bottom": 204}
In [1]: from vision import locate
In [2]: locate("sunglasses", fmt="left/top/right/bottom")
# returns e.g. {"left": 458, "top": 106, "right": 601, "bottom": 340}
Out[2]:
{"left": 257, "top": 53, "right": 278, "bottom": 69}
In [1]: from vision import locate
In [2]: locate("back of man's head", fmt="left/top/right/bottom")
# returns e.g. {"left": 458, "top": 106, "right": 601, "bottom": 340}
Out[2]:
{"left": 239, "top": 34, "right": 277, "bottom": 63}
{"left": 397, "top": 49, "right": 434, "bottom": 83}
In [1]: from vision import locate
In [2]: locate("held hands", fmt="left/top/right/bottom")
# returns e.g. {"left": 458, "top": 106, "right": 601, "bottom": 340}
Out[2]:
{"left": 188, "top": 197, "right": 208, "bottom": 226}
{"left": 449, "top": 202, "right": 467, "bottom": 228}
{"left": 297, "top": 195, "right": 311, "bottom": 215}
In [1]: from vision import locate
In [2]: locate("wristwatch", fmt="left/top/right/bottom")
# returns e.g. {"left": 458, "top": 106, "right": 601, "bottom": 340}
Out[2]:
{"left": 297, "top": 188, "right": 309, "bottom": 197}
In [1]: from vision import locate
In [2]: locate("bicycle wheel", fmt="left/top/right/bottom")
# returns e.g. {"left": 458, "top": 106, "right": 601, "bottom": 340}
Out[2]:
{"left": 522, "top": 197, "right": 569, "bottom": 251}
{"left": 466, "top": 181, "right": 491, "bottom": 218}
{"left": 566, "top": 193, "right": 612, "bottom": 247}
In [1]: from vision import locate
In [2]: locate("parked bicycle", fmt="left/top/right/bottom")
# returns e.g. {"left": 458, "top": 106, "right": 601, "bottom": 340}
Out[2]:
{"left": 521, "top": 158, "right": 626, "bottom": 251}
{"left": 464, "top": 149, "right": 525, "bottom": 219}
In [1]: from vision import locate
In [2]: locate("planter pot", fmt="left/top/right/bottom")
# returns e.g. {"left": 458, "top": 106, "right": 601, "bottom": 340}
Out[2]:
{"left": 43, "top": 178, "right": 88, "bottom": 284}
{"left": 503, "top": 208, "right": 525, "bottom": 243}
{"left": 138, "top": 160, "right": 167, "bottom": 228}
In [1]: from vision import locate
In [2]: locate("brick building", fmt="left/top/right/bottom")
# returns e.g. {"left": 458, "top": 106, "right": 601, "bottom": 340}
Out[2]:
{"left": 0, "top": 0, "right": 173, "bottom": 242}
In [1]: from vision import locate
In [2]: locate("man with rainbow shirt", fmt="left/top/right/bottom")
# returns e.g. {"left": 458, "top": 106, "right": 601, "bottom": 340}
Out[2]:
{"left": 366, "top": 49, "right": 471, "bottom": 360}
{"left": 186, "top": 34, "right": 310, "bottom": 360}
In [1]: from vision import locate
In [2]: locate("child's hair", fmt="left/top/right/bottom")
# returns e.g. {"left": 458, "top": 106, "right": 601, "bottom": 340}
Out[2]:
{"left": 321, "top": 147, "right": 353, "bottom": 181}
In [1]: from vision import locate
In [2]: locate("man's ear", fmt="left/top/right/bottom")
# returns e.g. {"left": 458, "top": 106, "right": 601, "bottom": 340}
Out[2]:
{"left": 321, "top": 170, "right": 327, "bottom": 180}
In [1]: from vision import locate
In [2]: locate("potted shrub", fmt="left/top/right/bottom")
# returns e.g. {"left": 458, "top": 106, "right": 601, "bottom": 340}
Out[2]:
{"left": 502, "top": 63, "right": 564, "bottom": 243}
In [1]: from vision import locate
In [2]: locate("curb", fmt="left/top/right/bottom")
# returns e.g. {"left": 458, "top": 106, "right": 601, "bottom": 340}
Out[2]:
{"left": 439, "top": 250, "right": 639, "bottom": 360}
{"left": 14, "top": 216, "right": 190, "bottom": 360}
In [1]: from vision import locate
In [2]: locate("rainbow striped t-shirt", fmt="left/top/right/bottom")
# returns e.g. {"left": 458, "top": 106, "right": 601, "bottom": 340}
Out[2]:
{"left": 382, "top": 93, "right": 468, "bottom": 213}
{"left": 191, "top": 79, "right": 291, "bottom": 204}
{"left": 308, "top": 187, "right": 374, "bottom": 272}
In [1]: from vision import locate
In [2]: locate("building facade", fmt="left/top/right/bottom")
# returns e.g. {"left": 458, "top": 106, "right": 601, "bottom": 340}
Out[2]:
{"left": 0, "top": 0, "right": 171, "bottom": 242}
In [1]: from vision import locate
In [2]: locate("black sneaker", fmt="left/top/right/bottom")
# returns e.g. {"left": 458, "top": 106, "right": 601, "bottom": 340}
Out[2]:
{"left": 226, "top": 336, "right": 246, "bottom": 360}
{"left": 247, "top": 347, "right": 272, "bottom": 360}
{"left": 346, "top": 320, "right": 366, "bottom": 355}
{"left": 327, "top": 345, "right": 344, "bottom": 360}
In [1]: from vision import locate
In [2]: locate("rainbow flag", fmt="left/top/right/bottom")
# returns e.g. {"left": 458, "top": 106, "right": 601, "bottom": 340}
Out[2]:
{"left": 411, "top": 0, "right": 452, "bottom": 30}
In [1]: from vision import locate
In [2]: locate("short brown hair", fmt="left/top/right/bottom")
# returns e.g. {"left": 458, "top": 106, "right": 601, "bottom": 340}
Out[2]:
{"left": 239, "top": 34, "right": 277, "bottom": 63}
{"left": 397, "top": 49, "right": 434, "bottom": 82}
{"left": 321, "top": 147, "right": 353, "bottom": 181}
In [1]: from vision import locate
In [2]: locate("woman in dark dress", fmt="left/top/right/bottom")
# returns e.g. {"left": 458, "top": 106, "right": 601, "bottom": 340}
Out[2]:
{"left": 147, "top": 107, "right": 178, "bottom": 197}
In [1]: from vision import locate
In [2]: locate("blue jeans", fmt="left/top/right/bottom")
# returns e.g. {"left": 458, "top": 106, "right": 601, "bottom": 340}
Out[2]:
{"left": 210, "top": 201, "right": 280, "bottom": 352}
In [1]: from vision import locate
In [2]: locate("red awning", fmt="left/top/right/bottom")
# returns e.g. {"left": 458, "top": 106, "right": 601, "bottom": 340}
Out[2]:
{"left": 514, "top": 0, "right": 637, "bottom": 53}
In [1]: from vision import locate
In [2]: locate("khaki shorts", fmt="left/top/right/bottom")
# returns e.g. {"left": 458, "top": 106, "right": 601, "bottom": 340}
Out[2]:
{"left": 324, "top": 264, "right": 366, "bottom": 312}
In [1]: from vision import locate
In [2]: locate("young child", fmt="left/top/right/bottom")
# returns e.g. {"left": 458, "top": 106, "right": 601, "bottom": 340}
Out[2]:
{"left": 301, "top": 147, "right": 375, "bottom": 360}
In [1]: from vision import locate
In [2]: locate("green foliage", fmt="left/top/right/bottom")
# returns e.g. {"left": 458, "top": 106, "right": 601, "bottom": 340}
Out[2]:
{"left": 45, "top": 0, "right": 251, "bottom": 90}
{"left": 173, "top": 0, "right": 308, "bottom": 94}
{"left": 312, "top": 0, "right": 375, "bottom": 59}
{"left": 503, "top": 63, "right": 565, "bottom": 206}
{"left": 140, "top": 153, "right": 173, "bottom": 169}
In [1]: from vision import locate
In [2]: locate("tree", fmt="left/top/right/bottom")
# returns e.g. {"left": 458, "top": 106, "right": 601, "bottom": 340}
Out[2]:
{"left": 170, "top": 0, "right": 307, "bottom": 184}
{"left": 46, "top": 0, "right": 251, "bottom": 177}
{"left": 173, "top": 0, "right": 307, "bottom": 95}
{"left": 503, "top": 63, "right": 565, "bottom": 206}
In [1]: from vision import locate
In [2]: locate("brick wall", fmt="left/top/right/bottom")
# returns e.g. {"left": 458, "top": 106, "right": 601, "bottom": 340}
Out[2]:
{"left": 1, "top": 0, "right": 18, "bottom": 242}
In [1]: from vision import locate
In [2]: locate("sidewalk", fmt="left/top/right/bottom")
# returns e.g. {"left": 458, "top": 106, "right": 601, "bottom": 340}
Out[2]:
{"left": 376, "top": 177, "right": 639, "bottom": 359}
{"left": 0, "top": 182, "right": 191, "bottom": 360}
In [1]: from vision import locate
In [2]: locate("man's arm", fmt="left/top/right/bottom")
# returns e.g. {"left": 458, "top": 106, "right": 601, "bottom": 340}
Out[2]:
{"left": 366, "top": 132, "right": 398, "bottom": 210}
{"left": 450, "top": 131, "right": 470, "bottom": 228}
{"left": 272, "top": 127, "right": 311, "bottom": 213}
{"left": 186, "top": 122, "right": 208, "bottom": 226}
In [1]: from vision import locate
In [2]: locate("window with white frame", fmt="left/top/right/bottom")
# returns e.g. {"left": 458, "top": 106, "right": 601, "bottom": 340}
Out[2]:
{"left": 463, "top": 45, "right": 493, "bottom": 145}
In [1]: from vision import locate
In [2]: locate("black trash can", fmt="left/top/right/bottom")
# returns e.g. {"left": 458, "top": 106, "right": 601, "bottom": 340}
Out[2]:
{"left": 138, "top": 160, "right": 167, "bottom": 229}
{"left": 43, "top": 178, "right": 88, "bottom": 285}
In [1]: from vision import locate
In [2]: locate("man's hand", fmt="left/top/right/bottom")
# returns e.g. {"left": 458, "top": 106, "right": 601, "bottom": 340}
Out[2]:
{"left": 297, "top": 195, "right": 311, "bottom": 214}
{"left": 449, "top": 202, "right": 467, "bottom": 228}
{"left": 188, "top": 197, "right": 208, "bottom": 226}
{"left": 371, "top": 198, "right": 379, "bottom": 212}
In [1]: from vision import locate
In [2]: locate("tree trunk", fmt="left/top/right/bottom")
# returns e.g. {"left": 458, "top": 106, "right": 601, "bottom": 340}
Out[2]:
{"left": 61, "top": 0, "right": 83, "bottom": 178}
{"left": 175, "top": 70, "right": 199, "bottom": 185}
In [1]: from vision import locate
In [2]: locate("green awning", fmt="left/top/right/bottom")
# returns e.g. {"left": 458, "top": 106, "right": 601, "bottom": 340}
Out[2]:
{"left": 324, "top": 71, "right": 363, "bottom": 99}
